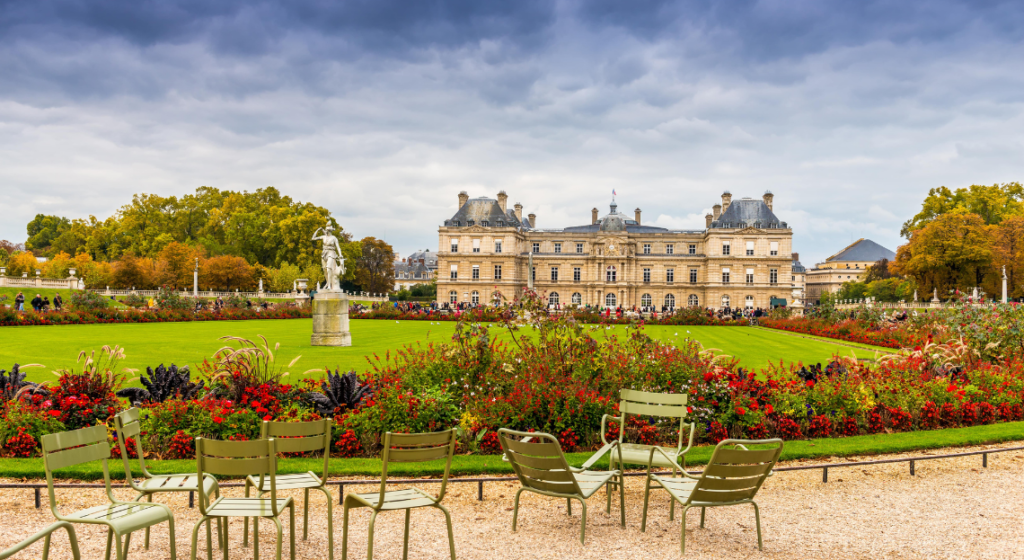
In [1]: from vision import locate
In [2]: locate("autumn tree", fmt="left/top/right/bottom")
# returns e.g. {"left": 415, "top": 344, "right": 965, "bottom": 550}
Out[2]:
{"left": 862, "top": 258, "right": 894, "bottom": 283}
{"left": 892, "top": 213, "right": 994, "bottom": 297}
{"left": 156, "top": 242, "right": 205, "bottom": 289}
{"left": 354, "top": 237, "right": 396, "bottom": 294}
{"left": 991, "top": 216, "right": 1024, "bottom": 298}
{"left": 201, "top": 256, "right": 255, "bottom": 291}
{"left": 901, "top": 183, "right": 1024, "bottom": 238}
{"left": 112, "top": 255, "right": 155, "bottom": 289}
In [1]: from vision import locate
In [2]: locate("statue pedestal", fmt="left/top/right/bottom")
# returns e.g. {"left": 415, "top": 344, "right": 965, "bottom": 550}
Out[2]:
{"left": 311, "top": 291, "right": 351, "bottom": 346}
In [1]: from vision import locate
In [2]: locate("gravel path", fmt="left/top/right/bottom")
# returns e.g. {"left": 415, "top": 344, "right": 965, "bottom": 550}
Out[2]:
{"left": 2, "top": 444, "right": 1022, "bottom": 560}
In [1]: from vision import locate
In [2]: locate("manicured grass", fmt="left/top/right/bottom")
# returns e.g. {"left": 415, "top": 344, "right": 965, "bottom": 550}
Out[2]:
{"left": 12, "top": 422, "right": 1023, "bottom": 481}
{"left": 0, "top": 287, "right": 124, "bottom": 308}
{"left": 0, "top": 320, "right": 888, "bottom": 384}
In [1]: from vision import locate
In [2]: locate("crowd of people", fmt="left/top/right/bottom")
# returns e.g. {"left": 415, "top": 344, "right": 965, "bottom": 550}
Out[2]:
{"left": 9, "top": 291, "right": 63, "bottom": 312}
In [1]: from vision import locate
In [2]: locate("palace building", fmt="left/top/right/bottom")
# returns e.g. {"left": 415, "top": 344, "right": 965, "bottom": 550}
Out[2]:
{"left": 436, "top": 190, "right": 802, "bottom": 310}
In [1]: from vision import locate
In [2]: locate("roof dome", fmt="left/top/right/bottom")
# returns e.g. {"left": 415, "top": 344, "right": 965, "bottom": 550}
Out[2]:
{"left": 598, "top": 201, "right": 634, "bottom": 231}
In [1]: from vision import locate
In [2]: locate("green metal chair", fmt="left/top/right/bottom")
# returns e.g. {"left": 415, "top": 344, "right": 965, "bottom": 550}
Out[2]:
{"left": 41, "top": 425, "right": 177, "bottom": 560}
{"left": 0, "top": 522, "right": 80, "bottom": 560}
{"left": 641, "top": 438, "right": 783, "bottom": 554}
{"left": 341, "top": 429, "right": 457, "bottom": 560}
{"left": 498, "top": 428, "right": 625, "bottom": 544}
{"left": 244, "top": 419, "right": 333, "bottom": 560}
{"left": 114, "top": 407, "right": 223, "bottom": 554}
{"left": 603, "top": 389, "right": 695, "bottom": 471}
{"left": 192, "top": 437, "right": 296, "bottom": 560}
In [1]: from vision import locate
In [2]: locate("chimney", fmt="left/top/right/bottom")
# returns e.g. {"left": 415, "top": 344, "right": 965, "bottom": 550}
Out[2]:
{"left": 713, "top": 204, "right": 722, "bottom": 220}
{"left": 705, "top": 213, "right": 713, "bottom": 228}
{"left": 721, "top": 191, "right": 732, "bottom": 213}
{"left": 458, "top": 191, "right": 469, "bottom": 208}
{"left": 791, "top": 252, "right": 799, "bottom": 262}
{"left": 592, "top": 207, "right": 599, "bottom": 224}
{"left": 514, "top": 203, "right": 523, "bottom": 222}
{"left": 634, "top": 208, "right": 641, "bottom": 224}
{"left": 497, "top": 190, "right": 508, "bottom": 212}
{"left": 528, "top": 213, "right": 536, "bottom": 228}
{"left": 763, "top": 190, "right": 774, "bottom": 211}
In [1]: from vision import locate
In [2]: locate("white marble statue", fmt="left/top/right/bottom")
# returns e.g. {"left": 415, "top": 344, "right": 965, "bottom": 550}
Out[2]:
{"left": 313, "top": 222, "right": 345, "bottom": 292}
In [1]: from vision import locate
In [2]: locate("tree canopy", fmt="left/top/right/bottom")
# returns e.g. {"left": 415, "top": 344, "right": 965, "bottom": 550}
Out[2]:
{"left": 900, "top": 183, "right": 1024, "bottom": 238}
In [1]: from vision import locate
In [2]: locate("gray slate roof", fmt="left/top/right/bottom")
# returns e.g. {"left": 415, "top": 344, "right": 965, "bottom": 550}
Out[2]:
{"left": 562, "top": 201, "right": 669, "bottom": 233}
{"left": 792, "top": 260, "right": 806, "bottom": 273}
{"left": 827, "top": 239, "right": 896, "bottom": 263}
{"left": 711, "top": 198, "right": 785, "bottom": 229}
{"left": 405, "top": 249, "right": 438, "bottom": 270}
{"left": 444, "top": 197, "right": 529, "bottom": 229}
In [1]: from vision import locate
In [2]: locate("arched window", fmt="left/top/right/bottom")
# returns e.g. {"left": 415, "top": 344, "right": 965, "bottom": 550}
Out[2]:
{"left": 688, "top": 294, "right": 699, "bottom": 307}
{"left": 571, "top": 292, "right": 582, "bottom": 305}
{"left": 471, "top": 291, "right": 480, "bottom": 304}
{"left": 641, "top": 293, "right": 652, "bottom": 307}
{"left": 449, "top": 290, "right": 458, "bottom": 303}
{"left": 721, "top": 295, "right": 730, "bottom": 309}
{"left": 606, "top": 266, "right": 617, "bottom": 282}
{"left": 605, "top": 293, "right": 617, "bottom": 307}
{"left": 664, "top": 294, "right": 676, "bottom": 309}
{"left": 548, "top": 292, "right": 560, "bottom": 306}
{"left": 745, "top": 295, "right": 755, "bottom": 309}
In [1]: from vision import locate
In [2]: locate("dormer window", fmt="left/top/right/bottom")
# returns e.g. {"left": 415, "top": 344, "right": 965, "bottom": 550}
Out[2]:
{"left": 481, "top": 221, "right": 489, "bottom": 227}
{"left": 467, "top": 220, "right": 475, "bottom": 226}
{"left": 497, "top": 220, "right": 503, "bottom": 227}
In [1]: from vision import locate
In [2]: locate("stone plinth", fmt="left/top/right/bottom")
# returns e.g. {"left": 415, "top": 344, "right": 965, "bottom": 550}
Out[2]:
{"left": 311, "top": 291, "right": 351, "bottom": 346}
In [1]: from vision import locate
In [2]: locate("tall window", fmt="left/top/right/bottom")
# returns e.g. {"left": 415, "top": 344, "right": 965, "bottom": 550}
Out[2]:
{"left": 495, "top": 240, "right": 502, "bottom": 253}
{"left": 722, "top": 268, "right": 730, "bottom": 283}
{"left": 450, "top": 264, "right": 458, "bottom": 279}
{"left": 665, "top": 294, "right": 676, "bottom": 309}
{"left": 746, "top": 241, "right": 754, "bottom": 256}
{"left": 745, "top": 295, "right": 754, "bottom": 309}
{"left": 666, "top": 269, "right": 675, "bottom": 283}
{"left": 746, "top": 268, "right": 754, "bottom": 284}
{"left": 643, "top": 268, "right": 651, "bottom": 283}
{"left": 770, "top": 241, "right": 779, "bottom": 256}
{"left": 450, "top": 239, "right": 458, "bottom": 253}
{"left": 722, "top": 295, "right": 730, "bottom": 308}
{"left": 548, "top": 292, "right": 559, "bottom": 306}
{"left": 576, "top": 243, "right": 584, "bottom": 254}
{"left": 606, "top": 266, "right": 617, "bottom": 282}
{"left": 666, "top": 244, "right": 674, "bottom": 255}
{"left": 688, "top": 294, "right": 699, "bottom": 306}
{"left": 605, "top": 293, "right": 617, "bottom": 307}
{"left": 472, "top": 265, "right": 479, "bottom": 280}
{"left": 473, "top": 239, "right": 481, "bottom": 253}
{"left": 550, "top": 267, "right": 559, "bottom": 282}
{"left": 554, "top": 242, "right": 562, "bottom": 254}
{"left": 531, "top": 266, "right": 536, "bottom": 281}
{"left": 722, "top": 241, "right": 731, "bottom": 256}
{"left": 573, "top": 267, "right": 581, "bottom": 282}
{"left": 688, "top": 244, "right": 696, "bottom": 255}
{"left": 571, "top": 292, "right": 582, "bottom": 305}
{"left": 641, "top": 293, "right": 652, "bottom": 306}
{"left": 494, "top": 264, "right": 502, "bottom": 280}
{"left": 689, "top": 269, "right": 698, "bottom": 283}
{"left": 770, "top": 268, "right": 778, "bottom": 284}
{"left": 471, "top": 291, "right": 479, "bottom": 304}
{"left": 449, "top": 290, "right": 457, "bottom": 303}
{"left": 643, "top": 243, "right": 651, "bottom": 255}
{"left": 532, "top": 242, "right": 540, "bottom": 253}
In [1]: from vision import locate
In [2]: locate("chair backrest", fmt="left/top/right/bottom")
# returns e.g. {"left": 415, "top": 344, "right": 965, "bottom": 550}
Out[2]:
{"left": 113, "top": 408, "right": 150, "bottom": 485}
{"left": 40, "top": 425, "right": 115, "bottom": 516}
{"left": 686, "top": 439, "right": 783, "bottom": 506}
{"left": 195, "top": 437, "right": 279, "bottom": 515}
{"left": 616, "top": 389, "right": 689, "bottom": 446}
{"left": 377, "top": 429, "right": 457, "bottom": 507}
{"left": 498, "top": 428, "right": 581, "bottom": 498}
{"left": 260, "top": 418, "right": 332, "bottom": 483}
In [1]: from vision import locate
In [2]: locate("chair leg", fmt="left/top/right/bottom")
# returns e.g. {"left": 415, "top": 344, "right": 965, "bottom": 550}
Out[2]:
{"left": 145, "top": 494, "right": 153, "bottom": 550}
{"left": 42, "top": 533, "right": 51, "bottom": 560}
{"left": 618, "top": 475, "right": 626, "bottom": 527}
{"left": 437, "top": 504, "right": 456, "bottom": 560}
{"left": 113, "top": 532, "right": 124, "bottom": 560}
{"left": 66, "top": 525, "right": 82, "bottom": 560}
{"left": 641, "top": 475, "right": 653, "bottom": 532}
{"left": 221, "top": 519, "right": 229, "bottom": 560}
{"left": 190, "top": 516, "right": 206, "bottom": 560}
{"left": 317, "top": 487, "right": 335, "bottom": 560}
{"left": 254, "top": 516, "right": 260, "bottom": 560}
{"left": 243, "top": 484, "right": 251, "bottom": 547}
{"left": 512, "top": 489, "right": 524, "bottom": 532}
{"left": 104, "top": 528, "right": 114, "bottom": 560}
{"left": 670, "top": 497, "right": 676, "bottom": 521}
{"left": 167, "top": 514, "right": 178, "bottom": 560}
{"left": 123, "top": 533, "right": 132, "bottom": 558}
{"left": 303, "top": 489, "right": 310, "bottom": 541}
{"left": 752, "top": 501, "right": 763, "bottom": 551}
{"left": 402, "top": 509, "right": 411, "bottom": 560}
{"left": 578, "top": 499, "right": 588, "bottom": 545}
{"left": 289, "top": 504, "right": 296, "bottom": 560}
{"left": 271, "top": 517, "right": 283, "bottom": 560}
{"left": 680, "top": 506, "right": 690, "bottom": 555}
{"left": 341, "top": 504, "right": 350, "bottom": 560}
{"left": 205, "top": 517, "right": 213, "bottom": 560}
{"left": 700, "top": 507, "right": 706, "bottom": 528}
{"left": 367, "top": 511, "right": 379, "bottom": 560}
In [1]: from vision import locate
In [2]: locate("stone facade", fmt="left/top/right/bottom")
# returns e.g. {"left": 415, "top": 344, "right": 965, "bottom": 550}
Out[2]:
{"left": 805, "top": 238, "right": 896, "bottom": 302}
{"left": 436, "top": 191, "right": 800, "bottom": 310}
{"left": 393, "top": 249, "right": 438, "bottom": 291}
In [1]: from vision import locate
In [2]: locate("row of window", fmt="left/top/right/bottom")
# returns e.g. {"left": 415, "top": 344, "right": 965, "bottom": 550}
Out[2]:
{"left": 721, "top": 240, "right": 780, "bottom": 256}
{"left": 451, "top": 239, "right": 504, "bottom": 253}
{"left": 449, "top": 239, "right": 782, "bottom": 257}
{"left": 446, "top": 290, "right": 765, "bottom": 309}
{"left": 449, "top": 264, "right": 779, "bottom": 284}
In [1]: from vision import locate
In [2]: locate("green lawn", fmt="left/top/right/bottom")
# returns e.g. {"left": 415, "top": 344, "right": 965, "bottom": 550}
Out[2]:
{"left": 0, "top": 287, "right": 124, "bottom": 308}
{"left": 12, "top": 421, "right": 1023, "bottom": 481}
{"left": 0, "top": 319, "right": 887, "bottom": 384}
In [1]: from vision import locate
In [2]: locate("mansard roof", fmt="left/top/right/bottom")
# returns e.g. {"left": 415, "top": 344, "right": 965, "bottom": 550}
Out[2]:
{"left": 826, "top": 238, "right": 896, "bottom": 263}
{"left": 444, "top": 197, "right": 528, "bottom": 229}
{"left": 711, "top": 198, "right": 785, "bottom": 229}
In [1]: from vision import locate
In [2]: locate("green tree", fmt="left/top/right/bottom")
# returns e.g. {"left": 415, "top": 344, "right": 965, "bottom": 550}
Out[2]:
{"left": 893, "top": 213, "right": 994, "bottom": 297}
{"left": 901, "top": 182, "right": 1024, "bottom": 238}
{"left": 354, "top": 237, "right": 396, "bottom": 294}
{"left": 25, "top": 214, "right": 71, "bottom": 251}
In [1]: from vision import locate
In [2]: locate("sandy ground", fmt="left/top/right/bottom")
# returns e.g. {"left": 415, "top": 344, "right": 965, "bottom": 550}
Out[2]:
{"left": 1, "top": 444, "right": 1022, "bottom": 560}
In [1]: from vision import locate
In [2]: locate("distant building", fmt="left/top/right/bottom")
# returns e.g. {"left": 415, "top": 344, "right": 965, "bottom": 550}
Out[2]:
{"left": 805, "top": 238, "right": 896, "bottom": 302}
{"left": 436, "top": 190, "right": 800, "bottom": 310}
{"left": 394, "top": 249, "right": 438, "bottom": 291}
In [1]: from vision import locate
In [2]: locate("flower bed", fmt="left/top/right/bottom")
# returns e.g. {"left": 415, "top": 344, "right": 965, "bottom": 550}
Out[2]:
{"left": 0, "top": 306, "right": 311, "bottom": 326}
{"left": 759, "top": 317, "right": 932, "bottom": 349}
{"left": 356, "top": 305, "right": 747, "bottom": 326}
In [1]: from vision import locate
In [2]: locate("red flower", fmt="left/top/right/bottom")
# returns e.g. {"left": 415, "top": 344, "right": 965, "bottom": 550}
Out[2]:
{"left": 736, "top": 407, "right": 746, "bottom": 415}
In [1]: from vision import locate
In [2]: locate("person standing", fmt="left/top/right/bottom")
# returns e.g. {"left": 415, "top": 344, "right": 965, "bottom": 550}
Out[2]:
{"left": 31, "top": 294, "right": 43, "bottom": 311}
{"left": 14, "top": 292, "right": 25, "bottom": 311}
{"left": 53, "top": 293, "right": 63, "bottom": 311}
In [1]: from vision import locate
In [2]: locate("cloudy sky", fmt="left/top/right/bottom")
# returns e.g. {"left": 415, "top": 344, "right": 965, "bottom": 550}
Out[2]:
{"left": 2, "top": 0, "right": 1023, "bottom": 264}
